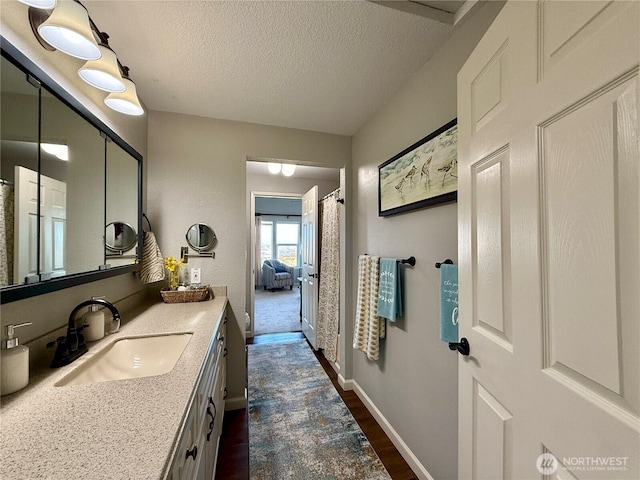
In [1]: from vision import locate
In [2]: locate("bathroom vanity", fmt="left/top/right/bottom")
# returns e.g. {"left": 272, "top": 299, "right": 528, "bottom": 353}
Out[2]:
{"left": 0, "top": 288, "right": 228, "bottom": 480}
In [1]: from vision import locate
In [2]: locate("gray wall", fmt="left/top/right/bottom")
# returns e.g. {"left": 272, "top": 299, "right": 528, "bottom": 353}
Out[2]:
{"left": 350, "top": 3, "right": 504, "bottom": 478}
{"left": 146, "top": 110, "right": 349, "bottom": 407}
{"left": 1, "top": 6, "right": 148, "bottom": 347}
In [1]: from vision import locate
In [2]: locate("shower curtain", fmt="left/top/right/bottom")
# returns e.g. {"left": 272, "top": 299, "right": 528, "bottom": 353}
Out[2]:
{"left": 317, "top": 190, "right": 340, "bottom": 362}
{"left": 0, "top": 183, "right": 15, "bottom": 287}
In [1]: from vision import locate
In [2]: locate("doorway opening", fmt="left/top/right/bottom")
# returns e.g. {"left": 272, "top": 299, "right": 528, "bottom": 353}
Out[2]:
{"left": 246, "top": 160, "right": 341, "bottom": 340}
{"left": 254, "top": 196, "right": 302, "bottom": 336}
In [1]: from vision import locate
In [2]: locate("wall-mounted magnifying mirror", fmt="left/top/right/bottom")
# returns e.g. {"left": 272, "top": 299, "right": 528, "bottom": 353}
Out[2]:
{"left": 106, "top": 222, "right": 137, "bottom": 254}
{"left": 186, "top": 223, "right": 216, "bottom": 252}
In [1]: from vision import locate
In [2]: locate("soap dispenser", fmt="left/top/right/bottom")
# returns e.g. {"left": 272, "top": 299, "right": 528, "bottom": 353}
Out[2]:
{"left": 1, "top": 322, "right": 33, "bottom": 396}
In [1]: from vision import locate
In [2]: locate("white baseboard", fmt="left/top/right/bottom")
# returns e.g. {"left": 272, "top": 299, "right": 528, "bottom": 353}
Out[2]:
{"left": 224, "top": 396, "right": 247, "bottom": 411}
{"left": 353, "top": 381, "right": 434, "bottom": 480}
{"left": 338, "top": 374, "right": 354, "bottom": 391}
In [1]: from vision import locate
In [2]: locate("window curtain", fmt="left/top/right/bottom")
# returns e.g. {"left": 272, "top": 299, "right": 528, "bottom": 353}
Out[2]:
{"left": 255, "top": 216, "right": 262, "bottom": 288}
{"left": 317, "top": 190, "right": 340, "bottom": 362}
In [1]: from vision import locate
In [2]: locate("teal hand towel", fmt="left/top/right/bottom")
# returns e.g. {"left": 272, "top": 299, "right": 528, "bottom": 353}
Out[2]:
{"left": 439, "top": 264, "right": 459, "bottom": 343}
{"left": 377, "top": 258, "right": 402, "bottom": 321}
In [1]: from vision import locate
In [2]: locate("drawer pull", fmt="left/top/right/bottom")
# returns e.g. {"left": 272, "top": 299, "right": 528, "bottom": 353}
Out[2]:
{"left": 206, "top": 398, "right": 217, "bottom": 442}
{"left": 223, "top": 388, "right": 228, "bottom": 400}
{"left": 218, "top": 335, "right": 224, "bottom": 343}
{"left": 185, "top": 445, "right": 198, "bottom": 461}
{"left": 223, "top": 316, "right": 228, "bottom": 325}
{"left": 223, "top": 347, "right": 228, "bottom": 357}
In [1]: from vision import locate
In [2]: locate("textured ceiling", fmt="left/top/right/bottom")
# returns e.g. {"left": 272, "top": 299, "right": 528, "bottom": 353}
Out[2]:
{"left": 84, "top": 0, "right": 459, "bottom": 136}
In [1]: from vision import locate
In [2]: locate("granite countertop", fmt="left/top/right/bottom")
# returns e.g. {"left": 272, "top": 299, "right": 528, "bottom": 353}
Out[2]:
{"left": 0, "top": 288, "right": 228, "bottom": 480}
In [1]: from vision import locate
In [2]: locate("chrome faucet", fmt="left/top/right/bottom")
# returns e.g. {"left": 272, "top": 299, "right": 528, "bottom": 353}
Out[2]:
{"left": 49, "top": 298, "right": 121, "bottom": 368}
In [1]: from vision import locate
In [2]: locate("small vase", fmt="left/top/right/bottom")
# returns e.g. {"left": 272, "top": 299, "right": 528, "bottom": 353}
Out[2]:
{"left": 169, "top": 273, "right": 179, "bottom": 290}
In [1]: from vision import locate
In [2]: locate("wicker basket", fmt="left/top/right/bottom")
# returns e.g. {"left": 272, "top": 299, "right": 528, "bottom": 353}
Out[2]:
{"left": 160, "top": 285, "right": 210, "bottom": 303}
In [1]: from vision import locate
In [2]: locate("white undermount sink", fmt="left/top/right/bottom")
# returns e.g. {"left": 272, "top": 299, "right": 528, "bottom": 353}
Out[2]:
{"left": 55, "top": 333, "right": 193, "bottom": 387}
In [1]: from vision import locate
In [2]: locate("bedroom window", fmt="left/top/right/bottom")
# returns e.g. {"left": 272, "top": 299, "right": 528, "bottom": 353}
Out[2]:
{"left": 260, "top": 220, "right": 300, "bottom": 266}
{"left": 276, "top": 223, "right": 299, "bottom": 266}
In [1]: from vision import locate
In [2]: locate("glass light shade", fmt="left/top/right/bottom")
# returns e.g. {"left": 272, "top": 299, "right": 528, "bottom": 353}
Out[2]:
{"left": 104, "top": 78, "right": 144, "bottom": 116}
{"left": 41, "top": 143, "right": 69, "bottom": 160}
{"left": 78, "top": 46, "right": 125, "bottom": 92}
{"left": 282, "top": 164, "right": 296, "bottom": 177}
{"left": 267, "top": 162, "right": 282, "bottom": 174}
{"left": 18, "top": 0, "right": 57, "bottom": 8}
{"left": 37, "top": 0, "right": 101, "bottom": 60}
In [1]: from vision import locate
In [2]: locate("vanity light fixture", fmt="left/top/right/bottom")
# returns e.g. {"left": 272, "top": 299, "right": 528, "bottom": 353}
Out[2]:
{"left": 281, "top": 164, "right": 296, "bottom": 177}
{"left": 78, "top": 44, "right": 125, "bottom": 92}
{"left": 25, "top": 0, "right": 144, "bottom": 116}
{"left": 267, "top": 162, "right": 282, "bottom": 174}
{"left": 17, "top": 0, "right": 56, "bottom": 8}
{"left": 104, "top": 71, "right": 144, "bottom": 116}
{"left": 36, "top": 0, "right": 101, "bottom": 60}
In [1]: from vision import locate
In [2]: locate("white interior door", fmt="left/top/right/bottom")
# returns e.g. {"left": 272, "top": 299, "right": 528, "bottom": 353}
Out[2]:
{"left": 301, "top": 185, "right": 318, "bottom": 349}
{"left": 457, "top": 1, "right": 639, "bottom": 479}
{"left": 14, "top": 166, "right": 39, "bottom": 283}
{"left": 14, "top": 166, "right": 66, "bottom": 283}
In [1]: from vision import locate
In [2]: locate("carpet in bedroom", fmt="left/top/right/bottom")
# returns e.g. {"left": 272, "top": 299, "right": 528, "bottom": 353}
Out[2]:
{"left": 254, "top": 287, "right": 301, "bottom": 335}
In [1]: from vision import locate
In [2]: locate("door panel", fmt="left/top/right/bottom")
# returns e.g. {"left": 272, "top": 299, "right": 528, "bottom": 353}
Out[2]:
{"left": 15, "top": 166, "right": 67, "bottom": 283}
{"left": 473, "top": 380, "right": 513, "bottom": 480}
{"left": 540, "top": 76, "right": 638, "bottom": 403}
{"left": 471, "top": 147, "right": 512, "bottom": 350}
{"left": 14, "top": 166, "right": 39, "bottom": 283}
{"left": 458, "top": 1, "right": 639, "bottom": 479}
{"left": 539, "top": 1, "right": 623, "bottom": 80}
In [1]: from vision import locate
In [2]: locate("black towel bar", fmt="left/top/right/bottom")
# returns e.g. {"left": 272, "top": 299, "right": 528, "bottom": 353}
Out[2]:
{"left": 398, "top": 256, "right": 416, "bottom": 266}
{"left": 363, "top": 254, "right": 415, "bottom": 267}
{"left": 435, "top": 259, "right": 453, "bottom": 268}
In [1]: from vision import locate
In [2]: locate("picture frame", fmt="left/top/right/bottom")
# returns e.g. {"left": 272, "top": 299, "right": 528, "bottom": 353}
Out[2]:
{"left": 378, "top": 119, "right": 458, "bottom": 217}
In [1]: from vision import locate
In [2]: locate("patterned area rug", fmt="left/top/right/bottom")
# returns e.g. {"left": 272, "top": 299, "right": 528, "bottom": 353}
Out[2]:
{"left": 254, "top": 287, "right": 301, "bottom": 335}
{"left": 248, "top": 340, "right": 391, "bottom": 480}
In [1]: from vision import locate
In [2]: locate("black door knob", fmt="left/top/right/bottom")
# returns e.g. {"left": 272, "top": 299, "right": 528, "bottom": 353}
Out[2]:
{"left": 448, "top": 337, "right": 470, "bottom": 356}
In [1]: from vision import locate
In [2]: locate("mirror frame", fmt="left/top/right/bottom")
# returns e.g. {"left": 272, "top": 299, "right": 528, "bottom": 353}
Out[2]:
{"left": 186, "top": 223, "right": 217, "bottom": 252}
{"left": 105, "top": 222, "right": 138, "bottom": 254}
{"left": 0, "top": 38, "right": 143, "bottom": 304}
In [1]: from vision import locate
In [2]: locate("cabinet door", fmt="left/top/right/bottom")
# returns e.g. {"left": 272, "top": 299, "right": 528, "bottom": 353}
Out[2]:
{"left": 171, "top": 405, "right": 198, "bottom": 480}
{"left": 206, "top": 320, "right": 227, "bottom": 480}
{"left": 171, "top": 315, "right": 227, "bottom": 480}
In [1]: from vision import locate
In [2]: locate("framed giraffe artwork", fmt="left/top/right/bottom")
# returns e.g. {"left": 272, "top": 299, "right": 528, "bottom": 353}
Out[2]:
{"left": 378, "top": 119, "right": 457, "bottom": 217}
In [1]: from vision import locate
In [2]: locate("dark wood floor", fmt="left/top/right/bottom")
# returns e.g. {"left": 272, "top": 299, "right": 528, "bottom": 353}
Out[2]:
{"left": 214, "top": 332, "right": 417, "bottom": 480}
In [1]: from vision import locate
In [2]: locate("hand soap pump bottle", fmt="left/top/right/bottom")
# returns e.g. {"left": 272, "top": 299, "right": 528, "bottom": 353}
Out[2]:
{"left": 84, "top": 296, "right": 105, "bottom": 341}
{"left": 1, "top": 322, "right": 33, "bottom": 396}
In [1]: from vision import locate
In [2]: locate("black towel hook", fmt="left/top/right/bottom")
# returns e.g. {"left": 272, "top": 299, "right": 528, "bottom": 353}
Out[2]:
{"left": 142, "top": 213, "right": 152, "bottom": 232}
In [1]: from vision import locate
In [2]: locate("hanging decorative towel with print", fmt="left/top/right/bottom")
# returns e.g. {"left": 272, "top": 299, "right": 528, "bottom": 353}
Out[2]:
{"left": 439, "top": 264, "right": 458, "bottom": 343}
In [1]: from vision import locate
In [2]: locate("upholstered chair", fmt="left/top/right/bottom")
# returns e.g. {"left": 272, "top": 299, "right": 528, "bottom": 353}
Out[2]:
{"left": 262, "top": 259, "right": 294, "bottom": 291}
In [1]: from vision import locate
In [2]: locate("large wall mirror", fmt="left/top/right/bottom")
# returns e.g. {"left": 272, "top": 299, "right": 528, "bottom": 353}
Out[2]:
{"left": 0, "top": 39, "right": 143, "bottom": 304}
